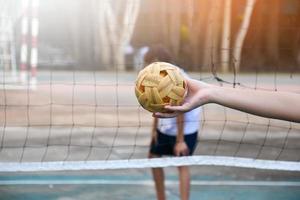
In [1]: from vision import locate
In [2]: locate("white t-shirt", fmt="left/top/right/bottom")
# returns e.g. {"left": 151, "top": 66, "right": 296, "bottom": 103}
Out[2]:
{"left": 157, "top": 107, "right": 202, "bottom": 136}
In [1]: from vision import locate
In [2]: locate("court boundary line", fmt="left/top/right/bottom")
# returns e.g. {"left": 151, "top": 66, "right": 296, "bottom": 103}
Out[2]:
{"left": 0, "top": 156, "right": 299, "bottom": 172}
{"left": 0, "top": 179, "right": 300, "bottom": 186}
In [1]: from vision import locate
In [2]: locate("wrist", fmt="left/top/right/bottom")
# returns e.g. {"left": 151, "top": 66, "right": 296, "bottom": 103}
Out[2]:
{"left": 206, "top": 85, "right": 220, "bottom": 104}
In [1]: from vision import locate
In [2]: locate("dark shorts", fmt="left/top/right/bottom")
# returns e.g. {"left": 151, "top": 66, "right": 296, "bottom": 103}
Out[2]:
{"left": 150, "top": 129, "right": 198, "bottom": 156}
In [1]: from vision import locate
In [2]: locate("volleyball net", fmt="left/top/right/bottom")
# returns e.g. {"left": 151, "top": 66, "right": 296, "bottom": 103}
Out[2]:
{"left": 0, "top": 70, "right": 299, "bottom": 172}
{"left": 0, "top": 0, "right": 300, "bottom": 172}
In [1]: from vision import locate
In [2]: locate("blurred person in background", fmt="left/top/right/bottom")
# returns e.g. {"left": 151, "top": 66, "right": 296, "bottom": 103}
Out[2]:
{"left": 144, "top": 45, "right": 202, "bottom": 200}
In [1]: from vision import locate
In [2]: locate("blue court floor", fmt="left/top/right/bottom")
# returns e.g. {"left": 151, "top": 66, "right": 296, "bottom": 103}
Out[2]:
{"left": 1, "top": 173, "right": 300, "bottom": 200}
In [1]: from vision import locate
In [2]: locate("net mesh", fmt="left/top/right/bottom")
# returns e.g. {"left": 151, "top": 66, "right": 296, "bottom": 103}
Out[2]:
{"left": 0, "top": 0, "right": 300, "bottom": 172}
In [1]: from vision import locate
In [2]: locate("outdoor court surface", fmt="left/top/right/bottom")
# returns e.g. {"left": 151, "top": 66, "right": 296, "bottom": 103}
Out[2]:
{"left": 1, "top": 166, "right": 300, "bottom": 200}
{"left": 0, "top": 71, "right": 300, "bottom": 199}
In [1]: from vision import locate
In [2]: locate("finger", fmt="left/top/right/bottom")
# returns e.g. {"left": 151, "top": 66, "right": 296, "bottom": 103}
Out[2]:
{"left": 153, "top": 112, "right": 179, "bottom": 118}
{"left": 181, "top": 150, "right": 186, "bottom": 156}
{"left": 185, "top": 149, "right": 189, "bottom": 156}
{"left": 164, "top": 103, "right": 191, "bottom": 112}
{"left": 152, "top": 102, "right": 193, "bottom": 118}
{"left": 180, "top": 148, "right": 187, "bottom": 156}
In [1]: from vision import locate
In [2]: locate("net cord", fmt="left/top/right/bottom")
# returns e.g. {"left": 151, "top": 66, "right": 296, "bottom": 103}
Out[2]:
{"left": 0, "top": 155, "right": 299, "bottom": 172}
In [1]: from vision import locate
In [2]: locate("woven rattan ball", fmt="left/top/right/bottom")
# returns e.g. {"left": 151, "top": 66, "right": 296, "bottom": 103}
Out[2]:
{"left": 135, "top": 62, "right": 186, "bottom": 113}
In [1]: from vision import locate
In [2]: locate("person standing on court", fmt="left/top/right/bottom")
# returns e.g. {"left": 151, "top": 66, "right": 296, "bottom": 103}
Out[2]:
{"left": 144, "top": 45, "right": 202, "bottom": 200}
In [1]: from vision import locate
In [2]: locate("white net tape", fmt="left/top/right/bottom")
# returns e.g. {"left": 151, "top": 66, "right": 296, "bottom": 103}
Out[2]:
{"left": 1, "top": 156, "right": 299, "bottom": 172}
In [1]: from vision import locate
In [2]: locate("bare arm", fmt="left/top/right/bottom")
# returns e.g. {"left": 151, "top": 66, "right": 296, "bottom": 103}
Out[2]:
{"left": 154, "top": 78, "right": 300, "bottom": 123}
{"left": 176, "top": 114, "right": 184, "bottom": 143}
{"left": 152, "top": 117, "right": 158, "bottom": 142}
{"left": 174, "top": 114, "right": 189, "bottom": 156}
{"left": 212, "top": 86, "right": 300, "bottom": 122}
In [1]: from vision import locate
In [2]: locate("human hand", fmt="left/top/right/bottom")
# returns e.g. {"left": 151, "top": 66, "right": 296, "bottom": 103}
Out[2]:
{"left": 174, "top": 141, "right": 189, "bottom": 156}
{"left": 153, "top": 78, "right": 212, "bottom": 118}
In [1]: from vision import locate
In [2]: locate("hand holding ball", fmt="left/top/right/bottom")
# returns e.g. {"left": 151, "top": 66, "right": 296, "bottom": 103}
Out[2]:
{"left": 135, "top": 62, "right": 186, "bottom": 113}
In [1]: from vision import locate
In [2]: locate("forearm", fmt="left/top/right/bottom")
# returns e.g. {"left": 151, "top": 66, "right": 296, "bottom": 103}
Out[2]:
{"left": 210, "top": 86, "right": 300, "bottom": 123}
{"left": 152, "top": 118, "right": 158, "bottom": 140}
{"left": 176, "top": 114, "right": 184, "bottom": 142}
{"left": 175, "top": 114, "right": 189, "bottom": 156}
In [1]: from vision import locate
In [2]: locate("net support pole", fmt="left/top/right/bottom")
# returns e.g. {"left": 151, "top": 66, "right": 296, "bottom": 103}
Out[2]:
{"left": 9, "top": 18, "right": 17, "bottom": 81}
{"left": 29, "top": 0, "right": 39, "bottom": 90}
{"left": 20, "top": 0, "right": 29, "bottom": 84}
